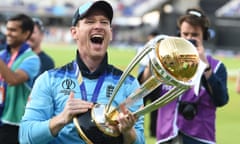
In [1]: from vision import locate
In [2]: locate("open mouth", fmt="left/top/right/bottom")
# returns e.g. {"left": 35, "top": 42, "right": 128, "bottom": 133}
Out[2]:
{"left": 90, "top": 35, "right": 104, "bottom": 44}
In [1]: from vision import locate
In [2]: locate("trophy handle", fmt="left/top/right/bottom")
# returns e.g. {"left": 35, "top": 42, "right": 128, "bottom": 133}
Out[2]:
{"left": 105, "top": 78, "right": 188, "bottom": 122}
{"left": 105, "top": 44, "right": 151, "bottom": 113}
{"left": 134, "top": 86, "right": 188, "bottom": 116}
{"left": 105, "top": 35, "right": 168, "bottom": 114}
{"left": 120, "top": 76, "right": 161, "bottom": 108}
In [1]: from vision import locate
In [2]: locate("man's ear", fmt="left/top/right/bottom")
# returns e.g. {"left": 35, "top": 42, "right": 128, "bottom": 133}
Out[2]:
{"left": 70, "top": 27, "right": 78, "bottom": 40}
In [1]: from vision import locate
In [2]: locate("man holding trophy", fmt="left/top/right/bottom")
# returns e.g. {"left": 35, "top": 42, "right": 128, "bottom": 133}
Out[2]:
{"left": 19, "top": 1, "right": 144, "bottom": 144}
{"left": 19, "top": 1, "right": 212, "bottom": 144}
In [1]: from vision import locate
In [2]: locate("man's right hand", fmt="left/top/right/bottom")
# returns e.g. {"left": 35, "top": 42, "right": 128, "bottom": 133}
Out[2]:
{"left": 49, "top": 92, "right": 93, "bottom": 136}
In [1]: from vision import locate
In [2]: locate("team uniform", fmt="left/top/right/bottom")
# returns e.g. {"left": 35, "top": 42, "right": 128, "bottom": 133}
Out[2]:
{"left": 19, "top": 51, "right": 145, "bottom": 144}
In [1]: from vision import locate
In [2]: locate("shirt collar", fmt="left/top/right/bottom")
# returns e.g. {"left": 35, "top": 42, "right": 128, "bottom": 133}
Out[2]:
{"left": 6, "top": 42, "right": 30, "bottom": 55}
{"left": 76, "top": 50, "right": 108, "bottom": 79}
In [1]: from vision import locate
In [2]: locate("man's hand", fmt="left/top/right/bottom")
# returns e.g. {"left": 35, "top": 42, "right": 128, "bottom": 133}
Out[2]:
{"left": 49, "top": 92, "right": 93, "bottom": 136}
{"left": 60, "top": 92, "right": 93, "bottom": 124}
{"left": 118, "top": 105, "right": 137, "bottom": 144}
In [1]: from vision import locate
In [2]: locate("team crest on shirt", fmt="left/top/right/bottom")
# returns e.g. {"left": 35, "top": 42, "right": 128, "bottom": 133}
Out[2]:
{"left": 60, "top": 78, "right": 76, "bottom": 95}
{"left": 106, "top": 85, "right": 114, "bottom": 97}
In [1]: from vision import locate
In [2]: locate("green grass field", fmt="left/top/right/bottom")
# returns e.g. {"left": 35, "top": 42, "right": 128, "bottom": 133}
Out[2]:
{"left": 42, "top": 43, "right": 240, "bottom": 144}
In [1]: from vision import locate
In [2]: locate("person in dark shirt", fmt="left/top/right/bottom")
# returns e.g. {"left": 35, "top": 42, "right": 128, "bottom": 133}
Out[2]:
{"left": 27, "top": 17, "right": 55, "bottom": 76}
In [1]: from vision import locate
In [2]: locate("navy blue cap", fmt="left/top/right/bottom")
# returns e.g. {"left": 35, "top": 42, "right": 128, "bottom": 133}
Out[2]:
{"left": 72, "top": 1, "right": 113, "bottom": 26}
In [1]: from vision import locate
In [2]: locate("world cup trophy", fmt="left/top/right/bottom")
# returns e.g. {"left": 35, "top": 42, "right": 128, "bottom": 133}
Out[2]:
{"left": 73, "top": 35, "right": 205, "bottom": 144}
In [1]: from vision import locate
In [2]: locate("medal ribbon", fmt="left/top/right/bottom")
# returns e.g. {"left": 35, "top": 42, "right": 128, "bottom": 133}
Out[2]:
{"left": 75, "top": 62, "right": 106, "bottom": 103}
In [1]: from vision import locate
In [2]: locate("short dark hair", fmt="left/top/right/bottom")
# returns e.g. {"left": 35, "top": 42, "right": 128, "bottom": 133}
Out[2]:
{"left": 8, "top": 14, "right": 34, "bottom": 40}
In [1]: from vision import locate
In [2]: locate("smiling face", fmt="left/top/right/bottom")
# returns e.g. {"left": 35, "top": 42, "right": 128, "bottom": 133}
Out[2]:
{"left": 71, "top": 9, "right": 112, "bottom": 62}
{"left": 27, "top": 24, "right": 44, "bottom": 52}
{"left": 6, "top": 21, "right": 30, "bottom": 49}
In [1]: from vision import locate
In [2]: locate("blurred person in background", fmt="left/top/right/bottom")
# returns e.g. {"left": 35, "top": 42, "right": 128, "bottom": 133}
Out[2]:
{"left": 0, "top": 14, "right": 40, "bottom": 143}
{"left": 28, "top": 17, "right": 55, "bottom": 77}
{"left": 155, "top": 8, "right": 229, "bottom": 144}
{"left": 235, "top": 71, "right": 240, "bottom": 93}
{"left": 0, "top": 31, "right": 6, "bottom": 50}
{"left": 137, "top": 29, "right": 160, "bottom": 137}
{"left": 19, "top": 1, "right": 145, "bottom": 144}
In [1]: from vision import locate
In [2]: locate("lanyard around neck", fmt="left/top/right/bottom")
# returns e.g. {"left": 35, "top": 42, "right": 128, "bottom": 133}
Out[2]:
{"left": 80, "top": 72, "right": 105, "bottom": 103}
{"left": 75, "top": 62, "right": 106, "bottom": 103}
{"left": 7, "top": 52, "right": 18, "bottom": 67}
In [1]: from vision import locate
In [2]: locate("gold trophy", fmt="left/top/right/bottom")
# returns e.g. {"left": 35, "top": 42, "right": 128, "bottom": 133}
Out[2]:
{"left": 73, "top": 35, "right": 202, "bottom": 144}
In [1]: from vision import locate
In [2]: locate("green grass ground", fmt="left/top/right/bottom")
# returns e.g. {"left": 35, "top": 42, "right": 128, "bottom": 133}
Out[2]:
{"left": 42, "top": 43, "right": 240, "bottom": 144}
